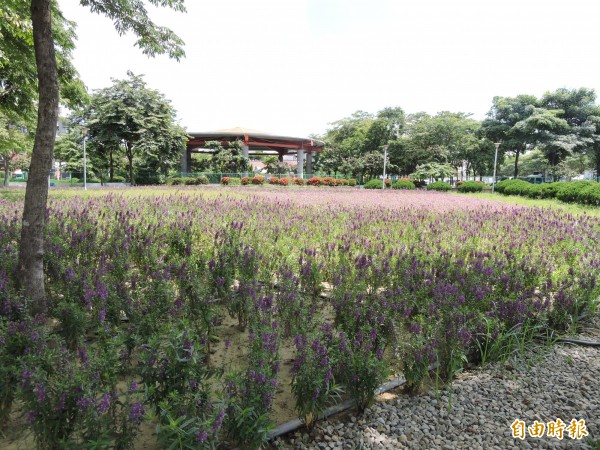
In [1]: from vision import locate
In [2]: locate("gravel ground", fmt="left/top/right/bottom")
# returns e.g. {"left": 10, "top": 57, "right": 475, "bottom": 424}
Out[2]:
{"left": 274, "top": 316, "right": 600, "bottom": 450}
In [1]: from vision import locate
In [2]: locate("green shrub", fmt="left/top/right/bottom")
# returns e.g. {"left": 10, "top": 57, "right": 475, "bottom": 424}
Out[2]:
{"left": 228, "top": 177, "right": 241, "bottom": 185}
{"left": 503, "top": 180, "right": 534, "bottom": 196}
{"left": 135, "top": 176, "right": 161, "bottom": 185}
{"left": 426, "top": 181, "right": 452, "bottom": 191}
{"left": 457, "top": 180, "right": 484, "bottom": 193}
{"left": 392, "top": 180, "right": 416, "bottom": 190}
{"left": 493, "top": 179, "right": 512, "bottom": 194}
{"left": 184, "top": 177, "right": 196, "bottom": 185}
{"left": 555, "top": 181, "right": 596, "bottom": 203}
{"left": 525, "top": 184, "right": 542, "bottom": 198}
{"left": 195, "top": 176, "right": 208, "bottom": 185}
{"left": 363, "top": 179, "right": 384, "bottom": 189}
{"left": 539, "top": 182, "right": 562, "bottom": 199}
{"left": 576, "top": 183, "right": 600, "bottom": 205}
{"left": 494, "top": 179, "right": 531, "bottom": 196}
{"left": 111, "top": 175, "right": 126, "bottom": 183}
{"left": 347, "top": 179, "right": 357, "bottom": 187}
{"left": 87, "top": 178, "right": 101, "bottom": 184}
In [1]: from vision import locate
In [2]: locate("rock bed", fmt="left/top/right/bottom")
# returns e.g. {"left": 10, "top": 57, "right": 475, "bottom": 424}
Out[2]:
{"left": 274, "top": 316, "right": 600, "bottom": 450}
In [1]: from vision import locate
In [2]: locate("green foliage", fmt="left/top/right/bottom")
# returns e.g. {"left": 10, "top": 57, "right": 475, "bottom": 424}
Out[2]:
{"left": 181, "top": 176, "right": 208, "bottom": 186}
{"left": 206, "top": 141, "right": 249, "bottom": 174}
{"left": 82, "top": 72, "right": 187, "bottom": 185}
{"left": 0, "top": 2, "right": 87, "bottom": 120}
{"left": 501, "top": 179, "right": 534, "bottom": 196}
{"left": 577, "top": 183, "right": 600, "bottom": 205}
{"left": 363, "top": 179, "right": 384, "bottom": 189}
{"left": 539, "top": 182, "right": 562, "bottom": 199}
{"left": 555, "top": 180, "right": 596, "bottom": 203}
{"left": 410, "top": 162, "right": 455, "bottom": 181}
{"left": 291, "top": 333, "right": 343, "bottom": 428}
{"left": 392, "top": 180, "right": 416, "bottom": 190}
{"left": 456, "top": 181, "right": 484, "bottom": 193}
{"left": 426, "top": 181, "right": 452, "bottom": 191}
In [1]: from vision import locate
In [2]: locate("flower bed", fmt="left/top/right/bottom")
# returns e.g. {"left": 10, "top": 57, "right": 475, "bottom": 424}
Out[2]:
{"left": 1, "top": 188, "right": 598, "bottom": 448}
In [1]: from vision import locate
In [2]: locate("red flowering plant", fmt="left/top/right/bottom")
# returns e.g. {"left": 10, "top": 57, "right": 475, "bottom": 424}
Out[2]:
{"left": 307, "top": 176, "right": 323, "bottom": 186}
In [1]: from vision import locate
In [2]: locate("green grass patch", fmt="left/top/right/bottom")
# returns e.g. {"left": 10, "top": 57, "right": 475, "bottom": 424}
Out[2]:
{"left": 470, "top": 191, "right": 600, "bottom": 217}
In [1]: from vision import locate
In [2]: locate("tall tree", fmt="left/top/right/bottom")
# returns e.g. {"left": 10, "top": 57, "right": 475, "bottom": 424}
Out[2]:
{"left": 19, "top": 0, "right": 186, "bottom": 314}
{"left": 539, "top": 88, "right": 597, "bottom": 176}
{"left": 481, "top": 95, "right": 539, "bottom": 178}
{"left": 83, "top": 72, "right": 187, "bottom": 184}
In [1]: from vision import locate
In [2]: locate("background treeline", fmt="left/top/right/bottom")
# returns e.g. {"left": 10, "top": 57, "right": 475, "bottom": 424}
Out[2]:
{"left": 311, "top": 87, "right": 600, "bottom": 182}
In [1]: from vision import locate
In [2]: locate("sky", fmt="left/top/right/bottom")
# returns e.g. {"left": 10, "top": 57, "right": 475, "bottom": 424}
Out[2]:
{"left": 58, "top": 0, "right": 600, "bottom": 137}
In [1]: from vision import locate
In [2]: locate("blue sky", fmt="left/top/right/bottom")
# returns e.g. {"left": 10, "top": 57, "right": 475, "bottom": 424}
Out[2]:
{"left": 59, "top": 0, "right": 600, "bottom": 137}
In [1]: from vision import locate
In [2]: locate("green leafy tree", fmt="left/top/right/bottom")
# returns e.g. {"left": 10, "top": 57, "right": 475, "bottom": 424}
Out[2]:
{"left": 82, "top": 72, "right": 187, "bottom": 185}
{"left": 362, "top": 106, "right": 405, "bottom": 153}
{"left": 206, "top": 140, "right": 250, "bottom": 173}
{"left": 17, "top": 0, "right": 186, "bottom": 314}
{"left": 410, "top": 162, "right": 456, "bottom": 182}
{"left": 0, "top": 114, "right": 32, "bottom": 186}
{"left": 539, "top": 88, "right": 598, "bottom": 176}
{"left": 481, "top": 95, "right": 540, "bottom": 178}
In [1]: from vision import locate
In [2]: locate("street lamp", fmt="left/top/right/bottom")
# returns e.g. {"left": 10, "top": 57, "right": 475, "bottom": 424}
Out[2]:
{"left": 491, "top": 142, "right": 501, "bottom": 193}
{"left": 82, "top": 127, "right": 88, "bottom": 190}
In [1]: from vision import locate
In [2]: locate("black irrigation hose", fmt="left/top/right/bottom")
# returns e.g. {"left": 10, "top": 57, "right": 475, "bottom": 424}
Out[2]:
{"left": 267, "top": 376, "right": 408, "bottom": 440}
{"left": 535, "top": 335, "right": 600, "bottom": 347}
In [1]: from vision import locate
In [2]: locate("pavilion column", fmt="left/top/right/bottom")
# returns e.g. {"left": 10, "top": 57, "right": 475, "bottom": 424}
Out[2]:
{"left": 297, "top": 149, "right": 305, "bottom": 179}
{"left": 243, "top": 144, "right": 249, "bottom": 176}
{"left": 180, "top": 147, "right": 190, "bottom": 175}
{"left": 306, "top": 152, "right": 313, "bottom": 178}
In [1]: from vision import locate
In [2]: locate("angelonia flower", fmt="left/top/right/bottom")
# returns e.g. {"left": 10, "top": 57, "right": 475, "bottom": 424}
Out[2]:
{"left": 129, "top": 402, "right": 145, "bottom": 424}
{"left": 196, "top": 430, "right": 208, "bottom": 444}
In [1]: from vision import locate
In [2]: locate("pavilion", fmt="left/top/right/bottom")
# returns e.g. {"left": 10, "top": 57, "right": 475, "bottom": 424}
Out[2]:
{"left": 183, "top": 127, "right": 325, "bottom": 178}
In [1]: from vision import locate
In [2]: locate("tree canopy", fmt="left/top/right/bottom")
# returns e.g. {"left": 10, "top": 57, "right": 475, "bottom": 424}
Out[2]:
{"left": 79, "top": 72, "right": 187, "bottom": 184}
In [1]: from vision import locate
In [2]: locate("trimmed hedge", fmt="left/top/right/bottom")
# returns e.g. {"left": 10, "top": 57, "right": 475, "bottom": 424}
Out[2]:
{"left": 555, "top": 180, "right": 595, "bottom": 203}
{"left": 363, "top": 179, "right": 384, "bottom": 189}
{"left": 503, "top": 180, "right": 534, "bottom": 196}
{"left": 495, "top": 179, "right": 600, "bottom": 206}
{"left": 426, "top": 181, "right": 452, "bottom": 192}
{"left": 578, "top": 184, "right": 600, "bottom": 205}
{"left": 392, "top": 180, "right": 416, "bottom": 190}
{"left": 457, "top": 181, "right": 484, "bottom": 193}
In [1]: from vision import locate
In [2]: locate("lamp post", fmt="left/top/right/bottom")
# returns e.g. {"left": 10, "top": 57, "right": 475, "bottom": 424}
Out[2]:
{"left": 491, "top": 142, "right": 501, "bottom": 193}
{"left": 82, "top": 128, "right": 88, "bottom": 191}
{"left": 382, "top": 144, "right": 389, "bottom": 189}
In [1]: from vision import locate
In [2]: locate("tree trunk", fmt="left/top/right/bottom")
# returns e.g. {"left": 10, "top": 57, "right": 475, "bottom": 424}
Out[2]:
{"left": 513, "top": 148, "right": 521, "bottom": 178}
{"left": 109, "top": 148, "right": 114, "bottom": 181}
{"left": 595, "top": 146, "right": 600, "bottom": 182}
{"left": 125, "top": 143, "right": 134, "bottom": 185}
{"left": 17, "top": 0, "right": 59, "bottom": 316}
{"left": 3, "top": 158, "right": 9, "bottom": 187}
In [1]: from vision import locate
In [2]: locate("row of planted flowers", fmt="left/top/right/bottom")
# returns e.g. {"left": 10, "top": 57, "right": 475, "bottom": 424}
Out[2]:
{"left": 221, "top": 175, "right": 358, "bottom": 186}
{"left": 1, "top": 190, "right": 599, "bottom": 449}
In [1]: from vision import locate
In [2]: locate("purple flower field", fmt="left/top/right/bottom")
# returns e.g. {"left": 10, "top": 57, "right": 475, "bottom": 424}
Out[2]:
{"left": 0, "top": 187, "right": 598, "bottom": 448}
